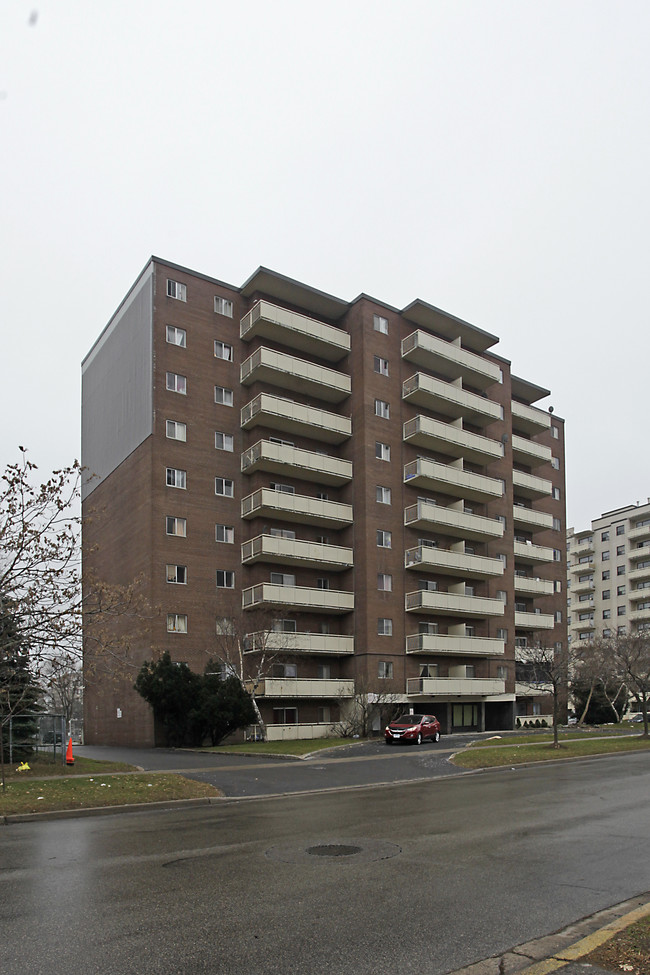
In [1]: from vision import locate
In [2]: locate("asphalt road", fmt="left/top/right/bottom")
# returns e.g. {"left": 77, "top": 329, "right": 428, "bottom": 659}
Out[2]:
{"left": 2, "top": 752, "right": 649, "bottom": 975}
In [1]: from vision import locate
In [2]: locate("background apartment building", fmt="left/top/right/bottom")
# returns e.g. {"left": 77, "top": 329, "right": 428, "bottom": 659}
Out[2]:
{"left": 82, "top": 258, "right": 567, "bottom": 746}
{"left": 567, "top": 500, "right": 650, "bottom": 647}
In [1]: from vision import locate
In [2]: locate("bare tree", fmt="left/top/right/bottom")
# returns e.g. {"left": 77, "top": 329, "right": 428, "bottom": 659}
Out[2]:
{"left": 572, "top": 633, "right": 627, "bottom": 724}
{"left": 614, "top": 629, "right": 650, "bottom": 737}
{"left": 334, "top": 674, "right": 401, "bottom": 739}
{"left": 42, "top": 652, "right": 83, "bottom": 730}
{"left": 516, "top": 639, "right": 569, "bottom": 747}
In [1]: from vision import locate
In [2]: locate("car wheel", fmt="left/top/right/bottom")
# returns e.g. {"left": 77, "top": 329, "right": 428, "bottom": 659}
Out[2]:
{"left": 416, "top": 732, "right": 422, "bottom": 745}
{"left": 434, "top": 731, "right": 440, "bottom": 742}
{"left": 385, "top": 739, "right": 392, "bottom": 745}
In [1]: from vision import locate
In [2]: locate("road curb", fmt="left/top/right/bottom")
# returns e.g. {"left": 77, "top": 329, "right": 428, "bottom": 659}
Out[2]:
{"left": 1, "top": 796, "right": 225, "bottom": 825}
{"left": 443, "top": 894, "right": 650, "bottom": 975}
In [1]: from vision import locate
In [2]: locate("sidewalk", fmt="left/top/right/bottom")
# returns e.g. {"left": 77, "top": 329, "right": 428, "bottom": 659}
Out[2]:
{"left": 446, "top": 894, "right": 650, "bottom": 975}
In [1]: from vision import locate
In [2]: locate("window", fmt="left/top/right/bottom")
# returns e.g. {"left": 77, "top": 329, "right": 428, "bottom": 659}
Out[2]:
{"left": 497, "top": 590, "right": 507, "bottom": 602}
{"left": 216, "top": 570, "right": 235, "bottom": 589}
{"left": 375, "top": 442, "right": 390, "bottom": 461}
{"left": 377, "top": 618, "right": 393, "bottom": 636}
{"left": 496, "top": 628, "right": 508, "bottom": 640}
{"left": 166, "top": 420, "right": 186, "bottom": 441}
{"left": 373, "top": 356, "right": 389, "bottom": 376}
{"left": 551, "top": 425, "right": 559, "bottom": 439}
{"left": 617, "top": 626, "right": 626, "bottom": 636}
{"left": 317, "top": 490, "right": 328, "bottom": 500}
{"left": 317, "top": 664, "right": 331, "bottom": 680}
{"left": 553, "top": 517, "right": 561, "bottom": 531}
{"left": 214, "top": 295, "right": 233, "bottom": 317}
{"left": 617, "top": 565, "right": 626, "bottom": 576}
{"left": 553, "top": 580, "right": 562, "bottom": 593}
{"left": 601, "top": 531, "right": 610, "bottom": 541}
{"left": 616, "top": 524, "right": 625, "bottom": 536}
{"left": 553, "top": 549, "right": 562, "bottom": 562}
{"left": 166, "top": 516, "right": 186, "bottom": 537}
{"left": 215, "top": 524, "right": 234, "bottom": 544}
{"left": 602, "top": 570, "right": 610, "bottom": 581}
{"left": 214, "top": 386, "right": 233, "bottom": 406}
{"left": 374, "top": 399, "right": 390, "bottom": 419}
{"left": 166, "top": 372, "right": 187, "bottom": 395}
{"left": 602, "top": 551, "right": 610, "bottom": 561}
{"left": 272, "top": 528, "right": 296, "bottom": 539}
{"left": 602, "top": 589, "right": 610, "bottom": 599}
{"left": 465, "top": 665, "right": 476, "bottom": 678}
{"left": 214, "top": 340, "right": 233, "bottom": 361}
{"left": 419, "top": 579, "right": 438, "bottom": 592}
{"left": 617, "top": 585, "right": 626, "bottom": 596}
{"left": 378, "top": 660, "right": 394, "bottom": 679}
{"left": 215, "top": 431, "right": 234, "bottom": 452}
{"left": 377, "top": 530, "right": 392, "bottom": 548}
{"left": 270, "top": 572, "right": 295, "bottom": 586}
{"left": 552, "top": 487, "right": 561, "bottom": 500}
{"left": 616, "top": 545, "right": 625, "bottom": 555}
{"left": 270, "top": 482, "right": 295, "bottom": 494}
{"left": 617, "top": 605, "right": 626, "bottom": 617}
{"left": 273, "top": 618, "right": 297, "bottom": 633}
{"left": 551, "top": 457, "right": 560, "bottom": 470}
{"left": 555, "top": 611, "right": 562, "bottom": 623}
{"left": 317, "top": 578, "right": 330, "bottom": 590}
{"left": 166, "top": 468, "right": 186, "bottom": 489}
{"left": 215, "top": 477, "right": 234, "bottom": 497}
{"left": 498, "top": 553, "right": 507, "bottom": 566}
{"left": 419, "top": 622, "right": 438, "bottom": 634}
{"left": 377, "top": 573, "right": 392, "bottom": 591}
{"left": 602, "top": 609, "right": 611, "bottom": 620}
{"left": 376, "top": 486, "right": 391, "bottom": 504}
{"left": 167, "top": 613, "right": 187, "bottom": 633}
{"left": 497, "top": 666, "right": 508, "bottom": 680}
{"left": 273, "top": 707, "right": 297, "bottom": 724}
{"left": 603, "top": 628, "right": 612, "bottom": 638}
{"left": 166, "top": 564, "right": 187, "bottom": 584}
{"left": 166, "top": 325, "right": 186, "bottom": 347}
{"left": 420, "top": 664, "right": 438, "bottom": 678}
{"left": 578, "top": 594, "right": 591, "bottom": 602}
{"left": 166, "top": 279, "right": 186, "bottom": 301}
{"left": 373, "top": 314, "right": 388, "bottom": 334}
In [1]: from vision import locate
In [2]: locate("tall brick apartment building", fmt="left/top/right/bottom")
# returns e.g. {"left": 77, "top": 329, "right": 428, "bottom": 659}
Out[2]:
{"left": 82, "top": 258, "right": 567, "bottom": 746}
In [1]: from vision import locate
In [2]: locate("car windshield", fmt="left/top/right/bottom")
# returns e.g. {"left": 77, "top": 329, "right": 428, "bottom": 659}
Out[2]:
{"left": 393, "top": 714, "right": 422, "bottom": 724}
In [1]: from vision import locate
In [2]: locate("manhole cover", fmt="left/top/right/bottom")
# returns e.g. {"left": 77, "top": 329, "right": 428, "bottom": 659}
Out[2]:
{"left": 307, "top": 844, "right": 362, "bottom": 858}
{"left": 266, "top": 838, "right": 401, "bottom": 864}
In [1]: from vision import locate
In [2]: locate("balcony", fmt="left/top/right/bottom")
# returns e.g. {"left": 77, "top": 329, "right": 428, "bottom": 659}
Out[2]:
{"left": 404, "top": 458, "right": 503, "bottom": 502}
{"left": 629, "top": 586, "right": 650, "bottom": 603}
{"left": 512, "top": 505, "right": 554, "bottom": 531}
{"left": 240, "top": 347, "right": 351, "bottom": 404}
{"left": 514, "top": 611, "right": 555, "bottom": 630}
{"left": 254, "top": 678, "right": 355, "bottom": 699}
{"left": 404, "top": 500, "right": 503, "bottom": 542}
{"left": 514, "top": 575, "right": 554, "bottom": 596}
{"left": 572, "top": 616, "right": 596, "bottom": 632}
{"left": 245, "top": 630, "right": 354, "bottom": 655}
{"left": 240, "top": 300, "right": 350, "bottom": 362}
{"left": 571, "top": 537, "right": 595, "bottom": 557}
{"left": 513, "top": 539, "right": 554, "bottom": 564}
{"left": 403, "top": 415, "right": 503, "bottom": 464}
{"left": 629, "top": 605, "right": 650, "bottom": 623}
{"left": 405, "top": 590, "right": 505, "bottom": 618}
{"left": 242, "top": 583, "right": 354, "bottom": 614}
{"left": 241, "top": 534, "right": 353, "bottom": 570}
{"left": 511, "top": 435, "right": 553, "bottom": 468}
{"left": 629, "top": 521, "right": 650, "bottom": 544}
{"left": 404, "top": 545, "right": 504, "bottom": 579}
{"left": 511, "top": 400, "right": 551, "bottom": 435}
{"left": 401, "top": 331, "right": 501, "bottom": 390}
{"left": 570, "top": 558, "right": 595, "bottom": 574}
{"left": 512, "top": 470, "right": 553, "bottom": 499}
{"left": 402, "top": 373, "right": 501, "bottom": 426}
{"left": 629, "top": 562, "right": 650, "bottom": 583}
{"left": 571, "top": 575, "right": 595, "bottom": 594}
{"left": 406, "top": 633, "right": 505, "bottom": 656}
{"left": 628, "top": 542, "right": 650, "bottom": 563}
{"left": 241, "top": 488, "right": 353, "bottom": 528}
{"left": 241, "top": 393, "right": 352, "bottom": 444}
{"left": 241, "top": 440, "right": 353, "bottom": 484}
{"left": 406, "top": 677, "right": 506, "bottom": 697}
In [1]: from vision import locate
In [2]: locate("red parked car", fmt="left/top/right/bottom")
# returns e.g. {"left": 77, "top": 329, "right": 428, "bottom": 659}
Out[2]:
{"left": 385, "top": 713, "right": 441, "bottom": 745}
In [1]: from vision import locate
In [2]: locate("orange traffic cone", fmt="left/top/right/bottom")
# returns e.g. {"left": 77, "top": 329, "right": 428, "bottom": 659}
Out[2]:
{"left": 66, "top": 738, "right": 75, "bottom": 766}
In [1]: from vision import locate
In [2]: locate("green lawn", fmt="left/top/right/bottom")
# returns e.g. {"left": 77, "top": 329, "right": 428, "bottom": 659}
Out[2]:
{"left": 452, "top": 733, "right": 650, "bottom": 769}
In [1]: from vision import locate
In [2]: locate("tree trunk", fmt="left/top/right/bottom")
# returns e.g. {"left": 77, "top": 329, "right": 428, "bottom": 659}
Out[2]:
{"left": 250, "top": 693, "right": 267, "bottom": 742}
{"left": 578, "top": 680, "right": 595, "bottom": 725}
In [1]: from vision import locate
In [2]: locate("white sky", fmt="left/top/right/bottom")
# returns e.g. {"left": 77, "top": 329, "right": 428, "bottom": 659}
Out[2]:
{"left": 1, "top": 0, "right": 648, "bottom": 530}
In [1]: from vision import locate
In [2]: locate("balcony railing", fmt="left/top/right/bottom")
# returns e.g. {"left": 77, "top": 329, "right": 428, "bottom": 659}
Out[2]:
{"left": 405, "top": 590, "right": 505, "bottom": 618}
{"left": 242, "top": 583, "right": 354, "bottom": 614}
{"left": 405, "top": 633, "right": 505, "bottom": 656}
{"left": 241, "top": 487, "right": 353, "bottom": 527}
{"left": 404, "top": 500, "right": 503, "bottom": 541}
{"left": 571, "top": 575, "right": 595, "bottom": 594}
{"left": 511, "top": 435, "right": 553, "bottom": 468}
{"left": 629, "top": 562, "right": 650, "bottom": 582}
{"left": 254, "top": 678, "right": 355, "bottom": 699}
{"left": 241, "top": 534, "right": 353, "bottom": 570}
{"left": 514, "top": 611, "right": 555, "bottom": 630}
{"left": 240, "top": 300, "right": 350, "bottom": 361}
{"left": 241, "top": 393, "right": 351, "bottom": 444}
{"left": 628, "top": 542, "right": 650, "bottom": 562}
{"left": 402, "top": 373, "right": 501, "bottom": 426}
{"left": 404, "top": 458, "right": 503, "bottom": 502}
{"left": 513, "top": 576, "right": 555, "bottom": 596}
{"left": 403, "top": 415, "right": 503, "bottom": 463}
{"left": 511, "top": 400, "right": 552, "bottom": 435}
{"left": 512, "top": 505, "right": 554, "bottom": 531}
{"left": 512, "top": 470, "right": 553, "bottom": 499}
{"left": 245, "top": 631, "right": 354, "bottom": 655}
{"left": 513, "top": 540, "right": 554, "bottom": 563}
{"left": 629, "top": 521, "right": 650, "bottom": 543}
{"left": 404, "top": 545, "right": 504, "bottom": 579}
{"left": 241, "top": 440, "right": 353, "bottom": 484}
{"left": 406, "top": 677, "right": 506, "bottom": 697}
{"left": 240, "top": 346, "right": 351, "bottom": 403}
{"left": 401, "top": 331, "right": 501, "bottom": 390}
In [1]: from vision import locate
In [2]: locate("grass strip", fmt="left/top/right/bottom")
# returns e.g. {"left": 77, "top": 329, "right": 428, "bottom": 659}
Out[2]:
{"left": 0, "top": 771, "right": 219, "bottom": 816}
{"left": 195, "top": 738, "right": 360, "bottom": 757}
{"left": 452, "top": 735, "right": 650, "bottom": 769}
{"left": 581, "top": 913, "right": 650, "bottom": 973}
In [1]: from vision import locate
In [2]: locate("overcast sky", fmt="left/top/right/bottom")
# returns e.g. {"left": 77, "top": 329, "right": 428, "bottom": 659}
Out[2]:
{"left": 1, "top": 0, "right": 648, "bottom": 530}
